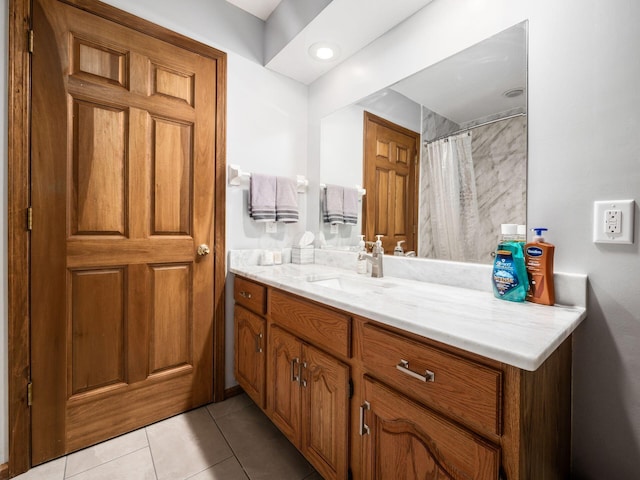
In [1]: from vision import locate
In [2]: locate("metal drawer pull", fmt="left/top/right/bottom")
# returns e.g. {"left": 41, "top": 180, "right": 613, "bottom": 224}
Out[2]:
{"left": 239, "top": 291, "right": 252, "bottom": 299}
{"left": 291, "top": 358, "right": 300, "bottom": 382}
{"left": 396, "top": 359, "right": 435, "bottom": 383}
{"left": 300, "top": 361, "right": 307, "bottom": 388}
{"left": 255, "top": 333, "right": 263, "bottom": 353}
{"left": 359, "top": 401, "right": 371, "bottom": 436}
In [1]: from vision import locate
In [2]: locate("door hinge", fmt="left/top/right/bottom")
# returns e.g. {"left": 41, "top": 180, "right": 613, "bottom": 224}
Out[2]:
{"left": 27, "top": 382, "right": 33, "bottom": 406}
{"left": 349, "top": 378, "right": 354, "bottom": 399}
{"left": 28, "top": 29, "right": 34, "bottom": 54}
{"left": 27, "top": 206, "right": 33, "bottom": 231}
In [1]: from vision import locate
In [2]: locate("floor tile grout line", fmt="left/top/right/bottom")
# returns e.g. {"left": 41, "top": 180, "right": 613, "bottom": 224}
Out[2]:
{"left": 205, "top": 402, "right": 253, "bottom": 480}
{"left": 63, "top": 446, "right": 151, "bottom": 479}
{"left": 61, "top": 455, "right": 69, "bottom": 480}
{"left": 144, "top": 428, "right": 160, "bottom": 480}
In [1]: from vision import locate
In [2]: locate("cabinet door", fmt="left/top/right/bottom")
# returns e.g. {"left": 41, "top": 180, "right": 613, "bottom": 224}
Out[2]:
{"left": 301, "top": 344, "right": 350, "bottom": 480}
{"left": 268, "top": 325, "right": 302, "bottom": 445}
{"left": 362, "top": 377, "right": 499, "bottom": 480}
{"left": 234, "top": 305, "right": 266, "bottom": 408}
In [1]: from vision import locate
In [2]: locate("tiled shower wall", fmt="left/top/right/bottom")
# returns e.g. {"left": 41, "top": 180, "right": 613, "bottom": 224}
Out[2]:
{"left": 419, "top": 113, "right": 527, "bottom": 263}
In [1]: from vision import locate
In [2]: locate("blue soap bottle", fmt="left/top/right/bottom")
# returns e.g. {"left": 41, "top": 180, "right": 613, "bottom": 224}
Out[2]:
{"left": 492, "top": 224, "right": 529, "bottom": 302}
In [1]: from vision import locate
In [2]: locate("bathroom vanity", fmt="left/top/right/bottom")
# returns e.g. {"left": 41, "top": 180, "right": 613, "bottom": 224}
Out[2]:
{"left": 231, "top": 260, "right": 586, "bottom": 480}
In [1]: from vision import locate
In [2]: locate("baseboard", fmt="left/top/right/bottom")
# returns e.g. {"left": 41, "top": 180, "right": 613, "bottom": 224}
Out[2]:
{"left": 0, "top": 462, "right": 8, "bottom": 480}
{"left": 224, "top": 385, "right": 244, "bottom": 399}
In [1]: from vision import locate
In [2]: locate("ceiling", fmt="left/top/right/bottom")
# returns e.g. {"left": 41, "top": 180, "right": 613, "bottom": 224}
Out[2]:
{"left": 389, "top": 22, "right": 527, "bottom": 125}
{"left": 226, "top": 0, "right": 433, "bottom": 85}
{"left": 226, "top": 0, "right": 283, "bottom": 21}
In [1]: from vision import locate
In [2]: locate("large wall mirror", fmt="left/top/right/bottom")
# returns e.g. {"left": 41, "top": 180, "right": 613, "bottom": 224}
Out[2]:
{"left": 319, "top": 21, "right": 527, "bottom": 264}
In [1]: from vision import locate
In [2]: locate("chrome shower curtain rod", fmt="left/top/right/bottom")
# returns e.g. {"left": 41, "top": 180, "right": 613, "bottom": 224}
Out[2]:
{"left": 423, "top": 112, "right": 526, "bottom": 145}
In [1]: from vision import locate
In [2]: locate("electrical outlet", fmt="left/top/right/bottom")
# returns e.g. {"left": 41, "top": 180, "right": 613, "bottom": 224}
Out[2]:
{"left": 593, "top": 200, "right": 635, "bottom": 244}
{"left": 605, "top": 209, "right": 621, "bottom": 233}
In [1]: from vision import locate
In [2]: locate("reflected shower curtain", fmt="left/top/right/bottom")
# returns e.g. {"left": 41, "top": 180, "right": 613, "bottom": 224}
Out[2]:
{"left": 424, "top": 132, "right": 481, "bottom": 262}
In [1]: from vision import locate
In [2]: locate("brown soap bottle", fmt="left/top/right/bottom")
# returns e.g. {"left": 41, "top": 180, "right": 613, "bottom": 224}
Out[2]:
{"left": 524, "top": 228, "right": 555, "bottom": 305}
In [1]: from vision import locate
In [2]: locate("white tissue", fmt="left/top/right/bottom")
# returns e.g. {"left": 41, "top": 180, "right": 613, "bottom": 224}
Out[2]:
{"left": 297, "top": 231, "right": 315, "bottom": 247}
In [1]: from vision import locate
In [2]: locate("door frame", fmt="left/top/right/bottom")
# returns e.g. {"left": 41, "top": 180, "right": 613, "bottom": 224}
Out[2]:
{"left": 7, "top": 0, "right": 227, "bottom": 476}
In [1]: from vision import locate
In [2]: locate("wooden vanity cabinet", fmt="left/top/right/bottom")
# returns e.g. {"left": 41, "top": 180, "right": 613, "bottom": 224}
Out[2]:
{"left": 267, "top": 290, "right": 352, "bottom": 480}
{"left": 268, "top": 325, "right": 350, "bottom": 480}
{"left": 233, "top": 278, "right": 267, "bottom": 408}
{"left": 360, "top": 376, "right": 500, "bottom": 479}
{"left": 355, "top": 318, "right": 572, "bottom": 480}
{"left": 233, "top": 276, "right": 572, "bottom": 480}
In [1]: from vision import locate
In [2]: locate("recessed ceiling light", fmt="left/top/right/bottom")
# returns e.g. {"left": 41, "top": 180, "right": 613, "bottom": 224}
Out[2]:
{"left": 308, "top": 42, "right": 340, "bottom": 62}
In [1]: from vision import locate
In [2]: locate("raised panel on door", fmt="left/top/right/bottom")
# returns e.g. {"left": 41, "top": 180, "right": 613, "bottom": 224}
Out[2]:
{"left": 149, "top": 264, "right": 192, "bottom": 375}
{"left": 72, "top": 100, "right": 127, "bottom": 236}
{"left": 71, "top": 35, "right": 129, "bottom": 88}
{"left": 362, "top": 377, "right": 500, "bottom": 480}
{"left": 268, "top": 325, "right": 302, "bottom": 445}
{"left": 302, "top": 345, "right": 349, "bottom": 480}
{"left": 375, "top": 169, "right": 390, "bottom": 236}
{"left": 151, "top": 117, "right": 193, "bottom": 235}
{"left": 70, "top": 268, "right": 126, "bottom": 396}
{"left": 234, "top": 306, "right": 266, "bottom": 408}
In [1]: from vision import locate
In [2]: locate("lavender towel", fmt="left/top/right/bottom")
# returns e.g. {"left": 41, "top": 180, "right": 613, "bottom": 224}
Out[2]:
{"left": 249, "top": 174, "right": 276, "bottom": 222}
{"left": 323, "top": 184, "right": 344, "bottom": 224}
{"left": 276, "top": 176, "right": 299, "bottom": 223}
{"left": 343, "top": 187, "right": 358, "bottom": 225}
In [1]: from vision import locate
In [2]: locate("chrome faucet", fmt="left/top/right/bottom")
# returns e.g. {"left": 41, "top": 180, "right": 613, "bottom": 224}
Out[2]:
{"left": 365, "top": 235, "right": 384, "bottom": 278}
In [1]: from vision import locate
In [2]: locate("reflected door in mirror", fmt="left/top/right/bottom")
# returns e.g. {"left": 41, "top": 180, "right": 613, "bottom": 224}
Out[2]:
{"left": 363, "top": 112, "right": 419, "bottom": 254}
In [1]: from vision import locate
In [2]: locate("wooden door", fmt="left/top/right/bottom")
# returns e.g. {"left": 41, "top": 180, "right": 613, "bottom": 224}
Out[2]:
{"left": 268, "top": 325, "right": 302, "bottom": 444}
{"left": 363, "top": 112, "right": 419, "bottom": 254}
{"left": 30, "top": 0, "right": 220, "bottom": 464}
{"left": 362, "top": 377, "right": 500, "bottom": 480}
{"left": 234, "top": 306, "right": 266, "bottom": 408}
{"left": 301, "top": 344, "right": 349, "bottom": 480}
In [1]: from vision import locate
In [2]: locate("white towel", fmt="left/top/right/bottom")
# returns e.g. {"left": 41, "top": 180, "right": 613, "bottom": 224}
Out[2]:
{"left": 249, "top": 174, "right": 276, "bottom": 222}
{"left": 343, "top": 187, "right": 358, "bottom": 225}
{"left": 276, "top": 176, "right": 299, "bottom": 223}
{"left": 323, "top": 184, "right": 344, "bottom": 224}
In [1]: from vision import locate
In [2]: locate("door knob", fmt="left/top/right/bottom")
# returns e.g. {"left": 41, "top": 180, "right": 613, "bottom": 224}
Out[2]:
{"left": 197, "top": 244, "right": 211, "bottom": 256}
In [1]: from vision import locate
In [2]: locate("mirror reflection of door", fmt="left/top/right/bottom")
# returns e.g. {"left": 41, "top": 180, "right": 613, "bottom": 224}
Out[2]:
{"left": 363, "top": 112, "right": 419, "bottom": 254}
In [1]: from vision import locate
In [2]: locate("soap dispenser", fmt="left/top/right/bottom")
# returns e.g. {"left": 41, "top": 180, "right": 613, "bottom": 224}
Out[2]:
{"left": 356, "top": 235, "right": 367, "bottom": 274}
{"left": 524, "top": 228, "right": 555, "bottom": 305}
{"left": 394, "top": 240, "right": 405, "bottom": 256}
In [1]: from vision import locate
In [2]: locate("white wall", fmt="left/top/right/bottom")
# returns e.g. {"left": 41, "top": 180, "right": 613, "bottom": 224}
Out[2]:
{"left": 224, "top": 52, "right": 307, "bottom": 387}
{"left": 309, "top": 0, "right": 640, "bottom": 477}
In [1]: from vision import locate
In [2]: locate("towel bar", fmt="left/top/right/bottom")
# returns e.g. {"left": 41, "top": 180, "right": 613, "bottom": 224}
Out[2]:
{"left": 228, "top": 164, "right": 308, "bottom": 193}
{"left": 320, "top": 183, "right": 366, "bottom": 196}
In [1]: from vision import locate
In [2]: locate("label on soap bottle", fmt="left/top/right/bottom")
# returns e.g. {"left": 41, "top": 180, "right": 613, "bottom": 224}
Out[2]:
{"left": 493, "top": 250, "right": 520, "bottom": 295}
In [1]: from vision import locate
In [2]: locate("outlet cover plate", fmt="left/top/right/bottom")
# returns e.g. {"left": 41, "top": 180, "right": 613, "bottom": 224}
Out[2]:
{"left": 593, "top": 199, "right": 635, "bottom": 244}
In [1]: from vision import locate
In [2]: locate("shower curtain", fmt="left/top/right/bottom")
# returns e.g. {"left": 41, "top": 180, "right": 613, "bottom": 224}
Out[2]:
{"left": 424, "top": 132, "right": 481, "bottom": 262}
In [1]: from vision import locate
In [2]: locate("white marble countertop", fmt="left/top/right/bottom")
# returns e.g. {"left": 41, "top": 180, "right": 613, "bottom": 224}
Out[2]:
{"left": 230, "top": 262, "right": 587, "bottom": 371}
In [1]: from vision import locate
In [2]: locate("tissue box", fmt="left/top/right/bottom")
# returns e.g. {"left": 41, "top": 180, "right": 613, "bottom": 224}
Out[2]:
{"left": 292, "top": 245, "right": 314, "bottom": 264}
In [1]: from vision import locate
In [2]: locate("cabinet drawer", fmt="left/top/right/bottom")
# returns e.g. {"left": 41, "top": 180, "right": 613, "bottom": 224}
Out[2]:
{"left": 363, "top": 376, "right": 500, "bottom": 480}
{"left": 234, "top": 276, "right": 266, "bottom": 315}
{"left": 271, "top": 290, "right": 351, "bottom": 358}
{"left": 362, "top": 323, "right": 502, "bottom": 436}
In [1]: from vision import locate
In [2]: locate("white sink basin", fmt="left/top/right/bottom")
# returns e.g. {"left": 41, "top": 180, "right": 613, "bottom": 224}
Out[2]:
{"left": 306, "top": 275, "right": 398, "bottom": 295}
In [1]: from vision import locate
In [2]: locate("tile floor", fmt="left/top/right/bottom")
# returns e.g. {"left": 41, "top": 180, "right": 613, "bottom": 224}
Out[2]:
{"left": 14, "top": 394, "right": 322, "bottom": 480}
